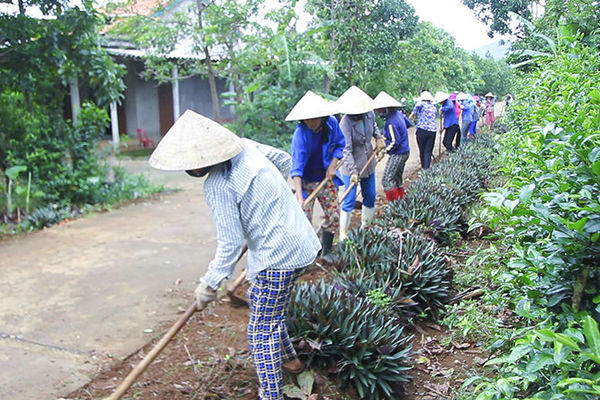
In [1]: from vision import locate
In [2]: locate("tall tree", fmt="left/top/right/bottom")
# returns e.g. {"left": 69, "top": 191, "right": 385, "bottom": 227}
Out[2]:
{"left": 305, "top": 0, "right": 418, "bottom": 92}
{"left": 461, "top": 0, "right": 537, "bottom": 37}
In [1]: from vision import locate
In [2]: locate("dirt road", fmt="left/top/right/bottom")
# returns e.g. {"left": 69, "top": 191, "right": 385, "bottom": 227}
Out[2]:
{"left": 0, "top": 126, "right": 442, "bottom": 400}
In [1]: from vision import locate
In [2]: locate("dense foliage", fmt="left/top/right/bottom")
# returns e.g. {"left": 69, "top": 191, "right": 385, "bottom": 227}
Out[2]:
{"left": 459, "top": 11, "right": 600, "bottom": 397}
{"left": 289, "top": 280, "right": 413, "bottom": 400}
{"left": 0, "top": 0, "right": 166, "bottom": 233}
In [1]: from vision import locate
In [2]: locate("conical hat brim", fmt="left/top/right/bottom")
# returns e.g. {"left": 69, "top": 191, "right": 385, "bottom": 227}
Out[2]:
{"left": 456, "top": 92, "right": 469, "bottom": 101}
{"left": 433, "top": 91, "right": 449, "bottom": 103}
{"left": 148, "top": 110, "right": 243, "bottom": 171}
{"left": 373, "top": 91, "right": 403, "bottom": 109}
{"left": 419, "top": 91, "right": 434, "bottom": 102}
{"left": 285, "top": 91, "right": 337, "bottom": 121}
{"left": 485, "top": 92, "right": 494, "bottom": 97}
{"left": 336, "top": 86, "right": 374, "bottom": 114}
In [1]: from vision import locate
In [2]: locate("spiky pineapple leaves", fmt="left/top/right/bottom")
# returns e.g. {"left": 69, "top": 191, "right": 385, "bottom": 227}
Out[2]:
{"left": 335, "top": 227, "right": 451, "bottom": 319}
{"left": 288, "top": 281, "right": 413, "bottom": 400}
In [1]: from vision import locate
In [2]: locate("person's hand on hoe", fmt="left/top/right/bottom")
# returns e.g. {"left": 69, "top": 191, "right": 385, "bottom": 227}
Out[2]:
{"left": 375, "top": 138, "right": 386, "bottom": 161}
{"left": 195, "top": 278, "right": 218, "bottom": 311}
{"left": 326, "top": 158, "right": 339, "bottom": 180}
{"left": 350, "top": 173, "right": 360, "bottom": 186}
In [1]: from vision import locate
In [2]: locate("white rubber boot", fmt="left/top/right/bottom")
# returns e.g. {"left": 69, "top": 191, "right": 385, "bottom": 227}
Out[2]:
{"left": 361, "top": 206, "right": 376, "bottom": 228}
{"left": 339, "top": 210, "right": 352, "bottom": 241}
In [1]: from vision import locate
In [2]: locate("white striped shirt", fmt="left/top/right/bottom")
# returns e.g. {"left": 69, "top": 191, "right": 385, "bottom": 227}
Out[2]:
{"left": 203, "top": 143, "right": 321, "bottom": 289}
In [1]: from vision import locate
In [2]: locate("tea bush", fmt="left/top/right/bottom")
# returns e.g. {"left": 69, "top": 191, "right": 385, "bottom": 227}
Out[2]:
{"left": 484, "top": 43, "right": 600, "bottom": 317}
{"left": 461, "top": 41, "right": 600, "bottom": 400}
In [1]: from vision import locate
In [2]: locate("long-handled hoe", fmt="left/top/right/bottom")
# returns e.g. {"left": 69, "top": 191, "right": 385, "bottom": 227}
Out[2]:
{"left": 104, "top": 246, "right": 248, "bottom": 400}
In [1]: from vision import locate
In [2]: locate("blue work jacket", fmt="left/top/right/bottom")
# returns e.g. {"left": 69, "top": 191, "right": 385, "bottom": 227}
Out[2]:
{"left": 290, "top": 116, "right": 345, "bottom": 188}
{"left": 440, "top": 99, "right": 459, "bottom": 128}
{"left": 383, "top": 110, "right": 410, "bottom": 155}
{"left": 461, "top": 98, "right": 475, "bottom": 122}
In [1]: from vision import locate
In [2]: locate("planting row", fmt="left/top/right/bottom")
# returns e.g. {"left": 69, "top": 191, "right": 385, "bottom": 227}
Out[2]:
{"left": 288, "top": 134, "right": 497, "bottom": 399}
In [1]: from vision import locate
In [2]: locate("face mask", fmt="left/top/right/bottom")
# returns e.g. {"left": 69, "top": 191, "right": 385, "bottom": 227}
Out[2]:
{"left": 185, "top": 168, "right": 210, "bottom": 178}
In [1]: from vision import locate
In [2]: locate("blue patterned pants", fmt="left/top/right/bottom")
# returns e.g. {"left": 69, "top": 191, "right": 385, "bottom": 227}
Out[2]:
{"left": 247, "top": 268, "right": 303, "bottom": 400}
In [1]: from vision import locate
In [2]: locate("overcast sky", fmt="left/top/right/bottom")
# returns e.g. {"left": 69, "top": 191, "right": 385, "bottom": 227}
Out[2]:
{"left": 404, "top": 0, "right": 503, "bottom": 50}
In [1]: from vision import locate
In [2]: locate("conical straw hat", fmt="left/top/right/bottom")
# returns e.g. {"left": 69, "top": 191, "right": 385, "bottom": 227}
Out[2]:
{"left": 336, "top": 86, "right": 374, "bottom": 115}
{"left": 485, "top": 92, "right": 494, "bottom": 98}
{"left": 285, "top": 90, "right": 337, "bottom": 121}
{"left": 149, "top": 109, "right": 243, "bottom": 171}
{"left": 373, "top": 91, "right": 403, "bottom": 109}
{"left": 417, "top": 90, "right": 434, "bottom": 102}
{"left": 433, "top": 91, "right": 449, "bottom": 104}
{"left": 456, "top": 92, "right": 469, "bottom": 101}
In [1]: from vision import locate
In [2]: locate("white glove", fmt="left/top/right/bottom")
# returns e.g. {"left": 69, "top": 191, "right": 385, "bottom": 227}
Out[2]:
{"left": 376, "top": 137, "right": 386, "bottom": 152}
{"left": 350, "top": 173, "right": 360, "bottom": 186}
{"left": 195, "top": 278, "right": 218, "bottom": 311}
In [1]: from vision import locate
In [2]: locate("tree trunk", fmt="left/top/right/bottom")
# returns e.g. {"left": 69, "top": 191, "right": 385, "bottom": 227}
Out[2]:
{"left": 324, "top": 0, "right": 340, "bottom": 94}
{"left": 196, "top": 0, "right": 221, "bottom": 122}
{"left": 203, "top": 47, "right": 221, "bottom": 122}
{"left": 572, "top": 266, "right": 589, "bottom": 312}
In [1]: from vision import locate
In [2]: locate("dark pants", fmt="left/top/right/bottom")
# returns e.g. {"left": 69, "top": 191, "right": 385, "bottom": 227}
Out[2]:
{"left": 416, "top": 128, "right": 436, "bottom": 169}
{"left": 442, "top": 124, "right": 460, "bottom": 151}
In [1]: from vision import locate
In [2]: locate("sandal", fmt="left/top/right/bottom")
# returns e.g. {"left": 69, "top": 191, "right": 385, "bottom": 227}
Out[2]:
{"left": 282, "top": 359, "right": 305, "bottom": 374}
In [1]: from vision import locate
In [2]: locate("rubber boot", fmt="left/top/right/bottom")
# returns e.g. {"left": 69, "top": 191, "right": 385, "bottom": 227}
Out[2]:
{"left": 339, "top": 210, "right": 352, "bottom": 241}
{"left": 385, "top": 189, "right": 396, "bottom": 201}
{"left": 319, "top": 230, "right": 335, "bottom": 264}
{"left": 397, "top": 187, "right": 406, "bottom": 200}
{"left": 361, "top": 206, "right": 376, "bottom": 228}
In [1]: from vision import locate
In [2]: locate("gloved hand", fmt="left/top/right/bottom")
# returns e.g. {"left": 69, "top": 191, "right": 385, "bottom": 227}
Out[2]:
{"left": 350, "top": 173, "right": 360, "bottom": 186}
{"left": 195, "top": 278, "right": 218, "bottom": 311}
{"left": 376, "top": 137, "right": 386, "bottom": 152}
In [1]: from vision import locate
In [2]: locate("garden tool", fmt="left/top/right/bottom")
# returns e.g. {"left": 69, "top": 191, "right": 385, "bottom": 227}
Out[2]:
{"left": 104, "top": 302, "right": 197, "bottom": 400}
{"left": 104, "top": 245, "right": 249, "bottom": 400}
{"left": 302, "top": 159, "right": 343, "bottom": 209}
{"left": 438, "top": 116, "right": 444, "bottom": 156}
{"left": 339, "top": 149, "right": 381, "bottom": 204}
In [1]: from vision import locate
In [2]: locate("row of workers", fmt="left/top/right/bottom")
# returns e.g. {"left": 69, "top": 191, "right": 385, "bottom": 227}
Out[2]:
{"left": 286, "top": 86, "right": 411, "bottom": 262}
{"left": 145, "top": 85, "right": 497, "bottom": 400}
{"left": 410, "top": 90, "right": 497, "bottom": 169}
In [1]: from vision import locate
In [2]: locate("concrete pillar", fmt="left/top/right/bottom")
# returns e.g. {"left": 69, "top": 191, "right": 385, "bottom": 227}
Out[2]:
{"left": 69, "top": 76, "right": 80, "bottom": 124}
{"left": 110, "top": 101, "right": 119, "bottom": 153}
{"left": 172, "top": 65, "right": 180, "bottom": 119}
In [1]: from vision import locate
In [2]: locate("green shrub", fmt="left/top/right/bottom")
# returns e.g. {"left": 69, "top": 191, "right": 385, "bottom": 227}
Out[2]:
{"left": 465, "top": 315, "right": 600, "bottom": 400}
{"left": 25, "top": 204, "right": 77, "bottom": 229}
{"left": 484, "top": 43, "right": 600, "bottom": 316}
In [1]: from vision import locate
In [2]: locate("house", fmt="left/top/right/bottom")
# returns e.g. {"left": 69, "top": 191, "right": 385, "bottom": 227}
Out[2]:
{"left": 100, "top": 0, "right": 235, "bottom": 146}
{"left": 105, "top": 42, "right": 234, "bottom": 143}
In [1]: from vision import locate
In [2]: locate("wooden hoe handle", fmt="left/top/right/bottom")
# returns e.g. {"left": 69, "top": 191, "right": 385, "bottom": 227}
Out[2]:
{"left": 104, "top": 302, "right": 197, "bottom": 400}
{"left": 339, "top": 150, "right": 380, "bottom": 204}
{"left": 106, "top": 244, "right": 250, "bottom": 400}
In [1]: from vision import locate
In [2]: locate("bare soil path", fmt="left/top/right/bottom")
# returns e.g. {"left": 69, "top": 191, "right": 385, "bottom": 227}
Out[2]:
{"left": 0, "top": 126, "right": 444, "bottom": 400}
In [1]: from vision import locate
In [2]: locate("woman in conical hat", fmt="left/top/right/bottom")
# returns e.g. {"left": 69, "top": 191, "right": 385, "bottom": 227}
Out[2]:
{"left": 337, "top": 86, "right": 386, "bottom": 240}
{"left": 150, "top": 110, "right": 320, "bottom": 400}
{"left": 456, "top": 92, "right": 475, "bottom": 143}
{"left": 484, "top": 92, "right": 496, "bottom": 129}
{"left": 409, "top": 90, "right": 438, "bottom": 169}
{"left": 435, "top": 91, "right": 461, "bottom": 152}
{"left": 373, "top": 91, "right": 410, "bottom": 202}
{"left": 287, "top": 90, "right": 345, "bottom": 263}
